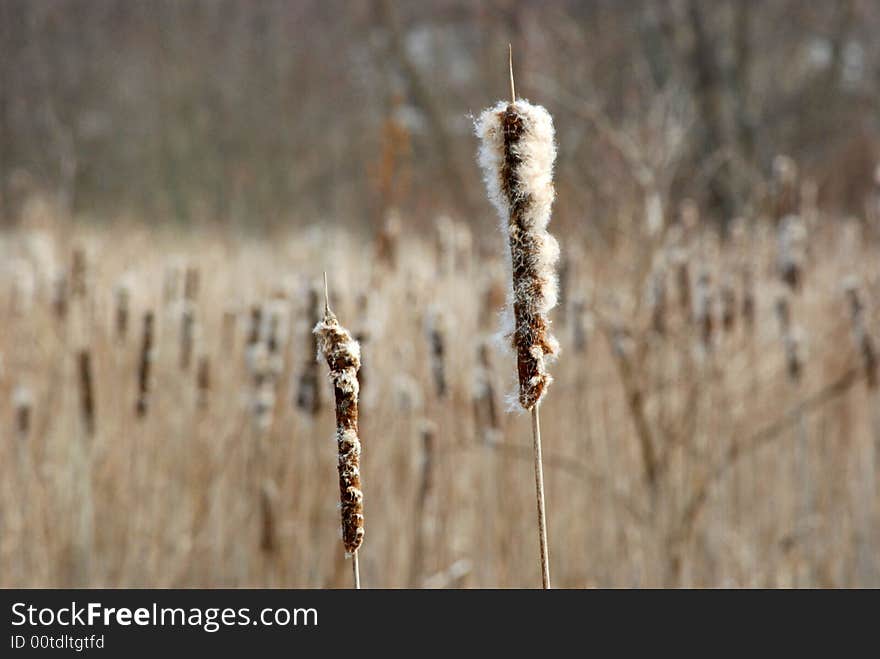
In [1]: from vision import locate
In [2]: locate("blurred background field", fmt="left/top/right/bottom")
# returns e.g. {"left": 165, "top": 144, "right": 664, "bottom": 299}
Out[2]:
{"left": 1, "top": 0, "right": 879, "bottom": 587}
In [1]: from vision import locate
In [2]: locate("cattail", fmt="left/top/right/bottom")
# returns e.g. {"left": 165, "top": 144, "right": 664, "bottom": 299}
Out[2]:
{"left": 720, "top": 275, "right": 736, "bottom": 333}
{"left": 425, "top": 305, "right": 448, "bottom": 398}
{"left": 475, "top": 47, "right": 557, "bottom": 588}
{"left": 196, "top": 355, "right": 211, "bottom": 409}
{"left": 777, "top": 214, "right": 806, "bottom": 292}
{"left": 183, "top": 265, "right": 200, "bottom": 303}
{"left": 70, "top": 247, "right": 87, "bottom": 299}
{"left": 259, "top": 480, "right": 278, "bottom": 555}
{"left": 136, "top": 311, "right": 154, "bottom": 418}
{"left": 296, "top": 283, "right": 323, "bottom": 414}
{"left": 179, "top": 304, "right": 195, "bottom": 371}
{"left": 314, "top": 276, "right": 364, "bottom": 588}
{"left": 694, "top": 269, "right": 714, "bottom": 351}
{"left": 77, "top": 349, "right": 95, "bottom": 437}
{"left": 410, "top": 419, "right": 436, "bottom": 585}
{"left": 672, "top": 249, "right": 692, "bottom": 318}
{"left": 741, "top": 265, "right": 755, "bottom": 331}
{"left": 51, "top": 272, "right": 68, "bottom": 322}
{"left": 647, "top": 267, "right": 667, "bottom": 336}
{"left": 843, "top": 278, "right": 878, "bottom": 389}
{"left": 13, "top": 385, "right": 32, "bottom": 441}
{"left": 473, "top": 341, "right": 500, "bottom": 443}
{"left": 775, "top": 295, "right": 804, "bottom": 382}
{"left": 114, "top": 281, "right": 130, "bottom": 342}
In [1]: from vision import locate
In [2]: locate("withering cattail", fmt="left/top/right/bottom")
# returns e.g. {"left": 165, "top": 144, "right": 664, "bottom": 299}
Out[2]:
{"left": 296, "top": 283, "right": 323, "bottom": 414}
{"left": 113, "top": 281, "right": 130, "bottom": 342}
{"left": 741, "top": 265, "right": 755, "bottom": 332}
{"left": 70, "top": 247, "right": 87, "bottom": 299}
{"left": 694, "top": 269, "right": 714, "bottom": 351}
{"left": 179, "top": 304, "right": 195, "bottom": 371}
{"left": 77, "top": 349, "right": 95, "bottom": 437}
{"left": 259, "top": 480, "right": 278, "bottom": 555}
{"left": 775, "top": 295, "right": 804, "bottom": 383}
{"left": 777, "top": 214, "right": 807, "bottom": 292}
{"left": 196, "top": 355, "right": 211, "bottom": 409}
{"left": 425, "top": 305, "right": 448, "bottom": 399}
{"left": 314, "top": 281, "right": 365, "bottom": 582}
{"left": 720, "top": 275, "right": 736, "bottom": 333}
{"left": 647, "top": 267, "right": 667, "bottom": 336}
{"left": 136, "top": 311, "right": 155, "bottom": 418}
{"left": 475, "top": 63, "right": 559, "bottom": 410}
{"left": 473, "top": 341, "right": 500, "bottom": 443}
{"left": 475, "top": 48, "right": 556, "bottom": 588}
{"left": 183, "top": 265, "right": 200, "bottom": 303}
{"left": 843, "top": 278, "right": 878, "bottom": 389}
{"left": 13, "top": 385, "right": 32, "bottom": 441}
{"left": 51, "top": 272, "right": 68, "bottom": 322}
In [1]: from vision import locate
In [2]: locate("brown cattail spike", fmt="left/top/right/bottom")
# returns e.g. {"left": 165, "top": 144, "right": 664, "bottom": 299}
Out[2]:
{"left": 136, "top": 311, "right": 154, "bottom": 417}
{"left": 314, "top": 286, "right": 364, "bottom": 558}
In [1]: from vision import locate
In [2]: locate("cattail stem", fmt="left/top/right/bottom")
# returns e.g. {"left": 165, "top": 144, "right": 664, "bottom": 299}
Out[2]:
{"left": 531, "top": 405, "right": 551, "bottom": 588}
{"left": 352, "top": 550, "right": 361, "bottom": 589}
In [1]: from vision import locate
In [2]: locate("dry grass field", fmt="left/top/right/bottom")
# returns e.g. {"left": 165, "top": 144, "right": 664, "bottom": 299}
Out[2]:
{"left": 1, "top": 182, "right": 878, "bottom": 588}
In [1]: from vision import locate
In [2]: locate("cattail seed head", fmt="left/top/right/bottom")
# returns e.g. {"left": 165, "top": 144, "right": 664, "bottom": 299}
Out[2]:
{"left": 314, "top": 299, "right": 364, "bottom": 555}
{"left": 136, "top": 311, "right": 155, "bottom": 418}
{"left": 476, "top": 96, "right": 559, "bottom": 410}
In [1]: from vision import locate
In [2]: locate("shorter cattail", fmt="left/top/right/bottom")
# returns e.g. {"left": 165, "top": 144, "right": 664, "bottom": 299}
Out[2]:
{"left": 77, "top": 349, "right": 95, "bottom": 437}
{"left": 473, "top": 341, "right": 500, "bottom": 443}
{"left": 775, "top": 295, "right": 804, "bottom": 383}
{"left": 741, "top": 265, "right": 755, "bottom": 332}
{"left": 296, "top": 283, "right": 323, "bottom": 414}
{"left": 647, "top": 267, "right": 667, "bottom": 336}
{"left": 196, "top": 355, "right": 211, "bottom": 409}
{"left": 13, "top": 385, "right": 32, "bottom": 441}
{"left": 694, "top": 269, "right": 714, "bottom": 350}
{"left": 70, "top": 247, "right": 87, "bottom": 299}
{"left": 184, "top": 265, "right": 200, "bottom": 303}
{"left": 51, "top": 272, "right": 68, "bottom": 321}
{"left": 672, "top": 249, "right": 692, "bottom": 318}
{"left": 720, "top": 276, "right": 736, "bottom": 333}
{"left": 179, "top": 303, "right": 195, "bottom": 371}
{"left": 259, "top": 480, "right": 279, "bottom": 555}
{"left": 136, "top": 311, "right": 155, "bottom": 418}
{"left": 425, "top": 305, "right": 448, "bottom": 399}
{"left": 777, "top": 214, "right": 807, "bottom": 292}
{"left": 114, "top": 280, "right": 130, "bottom": 342}
{"left": 843, "top": 278, "right": 878, "bottom": 389}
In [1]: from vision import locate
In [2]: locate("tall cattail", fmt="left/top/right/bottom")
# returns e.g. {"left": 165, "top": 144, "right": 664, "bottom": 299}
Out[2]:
{"left": 425, "top": 305, "right": 448, "bottom": 399}
{"left": 475, "top": 47, "right": 557, "bottom": 588}
{"left": 136, "top": 311, "right": 154, "bottom": 418}
{"left": 77, "top": 349, "right": 95, "bottom": 437}
{"left": 672, "top": 249, "right": 692, "bottom": 318}
{"left": 720, "top": 275, "right": 736, "bottom": 333}
{"left": 314, "top": 277, "right": 364, "bottom": 587}
{"left": 296, "top": 283, "right": 323, "bottom": 415}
